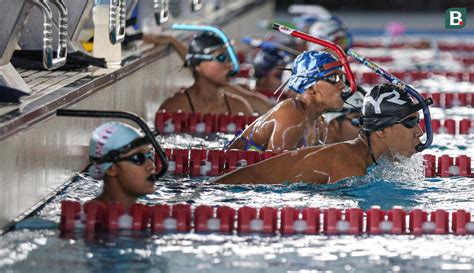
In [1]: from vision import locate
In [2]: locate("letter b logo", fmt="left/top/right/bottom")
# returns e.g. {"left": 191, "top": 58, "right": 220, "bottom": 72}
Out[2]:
{"left": 445, "top": 8, "right": 467, "bottom": 29}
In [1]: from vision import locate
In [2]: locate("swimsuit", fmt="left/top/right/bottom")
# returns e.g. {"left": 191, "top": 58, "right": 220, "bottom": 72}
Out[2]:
{"left": 183, "top": 88, "right": 232, "bottom": 114}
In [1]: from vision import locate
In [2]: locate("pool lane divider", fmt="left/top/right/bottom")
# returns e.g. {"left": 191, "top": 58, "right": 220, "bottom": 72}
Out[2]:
{"left": 60, "top": 201, "right": 474, "bottom": 235}
{"left": 352, "top": 40, "right": 474, "bottom": 52}
{"left": 154, "top": 148, "right": 472, "bottom": 178}
{"left": 155, "top": 111, "right": 258, "bottom": 134}
{"left": 357, "top": 70, "right": 474, "bottom": 87}
{"left": 156, "top": 111, "right": 474, "bottom": 135}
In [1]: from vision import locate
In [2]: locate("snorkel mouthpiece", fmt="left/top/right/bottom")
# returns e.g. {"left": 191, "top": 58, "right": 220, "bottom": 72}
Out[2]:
{"left": 347, "top": 49, "right": 433, "bottom": 151}
{"left": 172, "top": 24, "right": 240, "bottom": 76}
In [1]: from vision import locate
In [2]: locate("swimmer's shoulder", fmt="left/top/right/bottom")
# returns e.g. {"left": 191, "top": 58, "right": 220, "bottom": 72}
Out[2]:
{"left": 159, "top": 88, "right": 192, "bottom": 113}
{"left": 223, "top": 92, "right": 255, "bottom": 115}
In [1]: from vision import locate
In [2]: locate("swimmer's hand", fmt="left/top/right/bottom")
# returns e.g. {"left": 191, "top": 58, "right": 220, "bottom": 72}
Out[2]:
{"left": 143, "top": 34, "right": 176, "bottom": 45}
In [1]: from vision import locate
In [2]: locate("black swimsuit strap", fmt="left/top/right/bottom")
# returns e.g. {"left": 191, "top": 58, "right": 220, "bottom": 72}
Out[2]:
{"left": 183, "top": 89, "right": 196, "bottom": 113}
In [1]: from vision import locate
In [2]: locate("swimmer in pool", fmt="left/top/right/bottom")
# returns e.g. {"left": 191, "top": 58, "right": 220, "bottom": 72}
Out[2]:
{"left": 144, "top": 32, "right": 272, "bottom": 115}
{"left": 324, "top": 90, "right": 364, "bottom": 144}
{"left": 307, "top": 16, "right": 353, "bottom": 53}
{"left": 225, "top": 50, "right": 347, "bottom": 153}
{"left": 252, "top": 47, "right": 290, "bottom": 97}
{"left": 214, "top": 83, "right": 430, "bottom": 184}
{"left": 87, "top": 122, "right": 158, "bottom": 211}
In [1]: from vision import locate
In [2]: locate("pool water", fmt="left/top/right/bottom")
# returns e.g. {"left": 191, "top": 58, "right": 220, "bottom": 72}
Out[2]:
{"left": 2, "top": 38, "right": 474, "bottom": 272}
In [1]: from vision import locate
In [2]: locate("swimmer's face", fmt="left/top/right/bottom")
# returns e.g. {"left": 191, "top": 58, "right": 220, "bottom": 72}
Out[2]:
{"left": 312, "top": 70, "right": 345, "bottom": 110}
{"left": 327, "top": 112, "right": 361, "bottom": 143}
{"left": 113, "top": 144, "right": 156, "bottom": 196}
{"left": 195, "top": 48, "right": 231, "bottom": 84}
{"left": 385, "top": 112, "right": 423, "bottom": 157}
{"left": 258, "top": 67, "right": 282, "bottom": 92}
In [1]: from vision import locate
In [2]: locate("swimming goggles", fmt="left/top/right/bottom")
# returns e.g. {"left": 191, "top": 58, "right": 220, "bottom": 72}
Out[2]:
{"left": 321, "top": 73, "right": 344, "bottom": 85}
{"left": 115, "top": 151, "right": 155, "bottom": 166}
{"left": 394, "top": 116, "right": 420, "bottom": 129}
{"left": 186, "top": 53, "right": 228, "bottom": 63}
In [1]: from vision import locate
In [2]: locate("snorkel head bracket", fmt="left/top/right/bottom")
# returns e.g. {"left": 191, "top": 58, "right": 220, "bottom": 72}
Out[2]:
{"left": 172, "top": 24, "right": 240, "bottom": 76}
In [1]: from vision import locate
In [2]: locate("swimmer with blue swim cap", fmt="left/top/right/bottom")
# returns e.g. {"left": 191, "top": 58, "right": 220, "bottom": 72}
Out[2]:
{"left": 88, "top": 122, "right": 157, "bottom": 210}
{"left": 226, "top": 50, "right": 347, "bottom": 152}
{"left": 216, "top": 83, "right": 429, "bottom": 185}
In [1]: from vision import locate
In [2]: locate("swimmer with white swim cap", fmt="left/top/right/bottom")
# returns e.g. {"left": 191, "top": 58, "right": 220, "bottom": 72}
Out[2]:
{"left": 88, "top": 122, "right": 158, "bottom": 210}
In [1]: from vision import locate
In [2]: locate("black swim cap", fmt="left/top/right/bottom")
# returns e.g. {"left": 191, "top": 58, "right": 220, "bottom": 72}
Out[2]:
{"left": 186, "top": 32, "right": 224, "bottom": 67}
{"left": 361, "top": 83, "right": 422, "bottom": 132}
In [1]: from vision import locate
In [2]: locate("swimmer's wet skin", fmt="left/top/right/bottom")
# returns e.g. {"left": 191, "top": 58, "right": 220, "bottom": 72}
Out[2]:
{"left": 214, "top": 83, "right": 426, "bottom": 185}
{"left": 225, "top": 51, "right": 347, "bottom": 152}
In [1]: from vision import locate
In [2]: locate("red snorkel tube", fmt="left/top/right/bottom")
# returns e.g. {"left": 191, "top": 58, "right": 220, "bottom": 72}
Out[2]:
{"left": 272, "top": 23, "right": 357, "bottom": 97}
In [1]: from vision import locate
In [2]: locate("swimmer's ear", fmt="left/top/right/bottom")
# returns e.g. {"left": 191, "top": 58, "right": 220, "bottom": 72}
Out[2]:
{"left": 105, "top": 164, "right": 119, "bottom": 177}
{"left": 306, "top": 84, "right": 317, "bottom": 94}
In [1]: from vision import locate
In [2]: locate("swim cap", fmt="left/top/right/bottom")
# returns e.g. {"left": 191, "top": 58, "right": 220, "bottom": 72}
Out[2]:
{"left": 253, "top": 49, "right": 287, "bottom": 79}
{"left": 324, "top": 90, "right": 364, "bottom": 123}
{"left": 361, "top": 84, "right": 423, "bottom": 132}
{"left": 88, "top": 122, "right": 146, "bottom": 179}
{"left": 186, "top": 32, "right": 224, "bottom": 67}
{"left": 308, "top": 16, "right": 352, "bottom": 52}
{"left": 288, "top": 51, "right": 342, "bottom": 94}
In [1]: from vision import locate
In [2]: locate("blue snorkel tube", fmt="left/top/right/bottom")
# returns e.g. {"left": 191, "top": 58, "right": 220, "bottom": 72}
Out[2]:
{"left": 171, "top": 24, "right": 240, "bottom": 76}
{"left": 347, "top": 49, "right": 434, "bottom": 152}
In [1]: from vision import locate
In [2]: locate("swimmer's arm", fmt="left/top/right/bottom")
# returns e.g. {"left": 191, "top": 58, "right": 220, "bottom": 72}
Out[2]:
{"left": 224, "top": 84, "right": 272, "bottom": 114}
{"left": 143, "top": 34, "right": 187, "bottom": 60}
{"left": 267, "top": 110, "right": 307, "bottom": 152}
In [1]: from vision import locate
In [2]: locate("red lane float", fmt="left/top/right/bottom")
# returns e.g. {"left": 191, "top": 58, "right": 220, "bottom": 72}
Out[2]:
{"left": 155, "top": 110, "right": 258, "bottom": 134}
{"left": 357, "top": 70, "right": 474, "bottom": 88}
{"left": 353, "top": 40, "right": 474, "bottom": 52}
{"left": 158, "top": 148, "right": 472, "bottom": 178}
{"left": 419, "top": 119, "right": 474, "bottom": 135}
{"left": 60, "top": 201, "right": 474, "bottom": 236}
{"left": 423, "top": 154, "right": 472, "bottom": 178}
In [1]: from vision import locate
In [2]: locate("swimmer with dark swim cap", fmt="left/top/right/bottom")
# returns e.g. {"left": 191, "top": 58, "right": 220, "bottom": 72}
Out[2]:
{"left": 215, "top": 83, "right": 429, "bottom": 184}
{"left": 252, "top": 47, "right": 290, "bottom": 95}
{"left": 88, "top": 122, "right": 158, "bottom": 210}
{"left": 145, "top": 30, "right": 272, "bottom": 115}
{"left": 324, "top": 90, "right": 364, "bottom": 144}
{"left": 225, "top": 50, "right": 347, "bottom": 153}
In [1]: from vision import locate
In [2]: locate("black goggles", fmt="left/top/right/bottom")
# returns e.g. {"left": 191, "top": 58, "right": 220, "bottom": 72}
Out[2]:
{"left": 394, "top": 116, "right": 421, "bottom": 129}
{"left": 115, "top": 151, "right": 155, "bottom": 166}
{"left": 188, "top": 53, "right": 228, "bottom": 63}
{"left": 321, "top": 73, "right": 344, "bottom": 85}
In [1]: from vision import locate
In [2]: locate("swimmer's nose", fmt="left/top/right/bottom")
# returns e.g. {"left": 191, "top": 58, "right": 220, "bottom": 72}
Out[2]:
{"left": 415, "top": 124, "right": 424, "bottom": 138}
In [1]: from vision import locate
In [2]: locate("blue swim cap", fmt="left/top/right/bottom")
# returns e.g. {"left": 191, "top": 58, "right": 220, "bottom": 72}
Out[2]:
{"left": 288, "top": 51, "right": 342, "bottom": 94}
{"left": 88, "top": 122, "right": 145, "bottom": 179}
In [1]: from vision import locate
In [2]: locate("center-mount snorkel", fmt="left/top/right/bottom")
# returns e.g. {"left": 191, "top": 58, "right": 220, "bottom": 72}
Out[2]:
{"left": 171, "top": 24, "right": 240, "bottom": 76}
{"left": 272, "top": 23, "right": 357, "bottom": 99}
{"left": 346, "top": 49, "right": 433, "bottom": 151}
{"left": 56, "top": 109, "right": 169, "bottom": 180}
